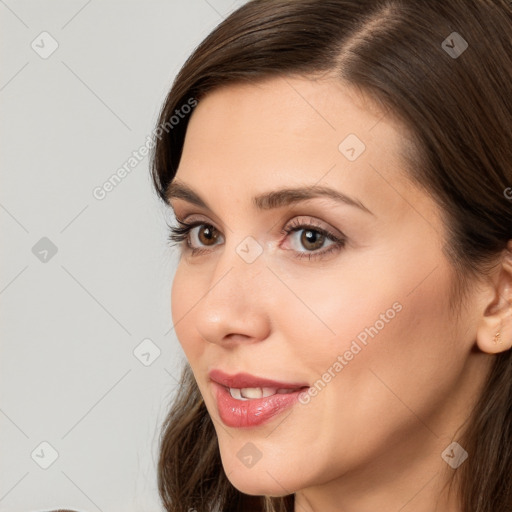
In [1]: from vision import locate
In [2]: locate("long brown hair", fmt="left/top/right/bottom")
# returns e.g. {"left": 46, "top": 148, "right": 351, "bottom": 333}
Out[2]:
{"left": 150, "top": 1, "right": 512, "bottom": 510}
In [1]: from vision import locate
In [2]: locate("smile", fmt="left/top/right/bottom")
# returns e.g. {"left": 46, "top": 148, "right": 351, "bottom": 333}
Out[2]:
{"left": 209, "top": 369, "right": 310, "bottom": 427}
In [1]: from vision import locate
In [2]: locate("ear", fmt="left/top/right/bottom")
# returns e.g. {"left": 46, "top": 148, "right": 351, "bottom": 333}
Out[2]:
{"left": 476, "top": 240, "right": 512, "bottom": 354}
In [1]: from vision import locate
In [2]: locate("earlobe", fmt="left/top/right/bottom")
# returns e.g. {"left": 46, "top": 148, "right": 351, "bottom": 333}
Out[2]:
{"left": 475, "top": 241, "right": 512, "bottom": 355}
{"left": 493, "top": 329, "right": 503, "bottom": 345}
{"left": 477, "top": 314, "right": 510, "bottom": 355}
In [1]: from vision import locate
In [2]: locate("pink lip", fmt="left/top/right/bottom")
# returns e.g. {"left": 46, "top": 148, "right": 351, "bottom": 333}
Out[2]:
{"left": 209, "top": 369, "right": 309, "bottom": 389}
{"left": 209, "top": 369, "right": 309, "bottom": 428}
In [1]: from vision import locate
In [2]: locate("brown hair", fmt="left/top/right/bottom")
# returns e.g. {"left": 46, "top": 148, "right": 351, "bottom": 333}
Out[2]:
{"left": 150, "top": 1, "right": 512, "bottom": 510}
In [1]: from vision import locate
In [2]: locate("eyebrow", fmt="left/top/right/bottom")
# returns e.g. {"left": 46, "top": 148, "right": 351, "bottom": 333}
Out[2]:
{"left": 167, "top": 180, "right": 373, "bottom": 215}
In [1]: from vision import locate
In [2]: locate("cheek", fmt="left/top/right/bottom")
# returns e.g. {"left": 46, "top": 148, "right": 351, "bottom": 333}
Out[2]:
{"left": 290, "top": 256, "right": 458, "bottom": 436}
{"left": 264, "top": 259, "right": 408, "bottom": 371}
{"left": 271, "top": 244, "right": 455, "bottom": 394}
{"left": 170, "top": 265, "right": 202, "bottom": 359}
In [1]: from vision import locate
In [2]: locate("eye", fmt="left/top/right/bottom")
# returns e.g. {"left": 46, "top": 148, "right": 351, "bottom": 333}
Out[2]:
{"left": 167, "top": 216, "right": 346, "bottom": 261}
{"left": 167, "top": 218, "right": 223, "bottom": 256}
{"left": 280, "top": 217, "right": 346, "bottom": 261}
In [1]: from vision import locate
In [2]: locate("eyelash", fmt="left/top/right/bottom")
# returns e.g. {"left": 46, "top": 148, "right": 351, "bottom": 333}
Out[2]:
{"left": 167, "top": 217, "right": 346, "bottom": 261}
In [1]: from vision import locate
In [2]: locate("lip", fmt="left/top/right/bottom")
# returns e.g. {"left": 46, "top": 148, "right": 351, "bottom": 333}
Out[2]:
{"left": 209, "top": 369, "right": 309, "bottom": 389}
{"left": 209, "top": 369, "right": 309, "bottom": 428}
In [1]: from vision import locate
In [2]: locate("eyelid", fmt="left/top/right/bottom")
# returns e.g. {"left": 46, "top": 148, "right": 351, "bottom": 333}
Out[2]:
{"left": 176, "top": 214, "right": 226, "bottom": 234}
{"left": 284, "top": 216, "right": 345, "bottom": 240}
{"left": 176, "top": 214, "right": 343, "bottom": 239}
{"left": 171, "top": 204, "right": 225, "bottom": 231}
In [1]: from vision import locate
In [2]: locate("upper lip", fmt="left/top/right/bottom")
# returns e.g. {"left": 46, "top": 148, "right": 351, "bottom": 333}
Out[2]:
{"left": 209, "top": 369, "right": 309, "bottom": 389}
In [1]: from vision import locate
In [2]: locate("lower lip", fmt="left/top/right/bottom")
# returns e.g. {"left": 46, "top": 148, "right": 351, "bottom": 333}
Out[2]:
{"left": 212, "top": 381, "right": 308, "bottom": 428}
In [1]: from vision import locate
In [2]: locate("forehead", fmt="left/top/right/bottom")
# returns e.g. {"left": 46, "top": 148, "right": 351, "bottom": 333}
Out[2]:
{"left": 175, "top": 75, "right": 423, "bottom": 221}
{"left": 184, "top": 75, "right": 405, "bottom": 147}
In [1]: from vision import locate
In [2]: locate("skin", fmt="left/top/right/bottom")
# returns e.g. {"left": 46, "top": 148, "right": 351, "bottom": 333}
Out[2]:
{"left": 168, "top": 75, "right": 512, "bottom": 512}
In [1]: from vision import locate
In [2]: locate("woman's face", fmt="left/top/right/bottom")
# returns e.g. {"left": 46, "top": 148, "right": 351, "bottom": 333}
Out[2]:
{"left": 168, "top": 76, "right": 487, "bottom": 505}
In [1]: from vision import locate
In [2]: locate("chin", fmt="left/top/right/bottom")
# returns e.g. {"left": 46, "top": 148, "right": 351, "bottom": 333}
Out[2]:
{"left": 226, "top": 471, "right": 293, "bottom": 497}
{"left": 219, "top": 449, "right": 304, "bottom": 497}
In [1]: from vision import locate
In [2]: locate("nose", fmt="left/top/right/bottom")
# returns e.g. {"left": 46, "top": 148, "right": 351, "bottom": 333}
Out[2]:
{"left": 192, "top": 241, "right": 272, "bottom": 348}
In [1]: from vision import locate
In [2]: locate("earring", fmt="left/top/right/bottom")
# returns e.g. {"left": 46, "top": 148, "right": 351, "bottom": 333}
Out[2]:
{"left": 493, "top": 330, "right": 502, "bottom": 345}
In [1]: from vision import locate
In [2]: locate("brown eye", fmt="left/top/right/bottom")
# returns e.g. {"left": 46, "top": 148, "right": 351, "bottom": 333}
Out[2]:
{"left": 197, "top": 224, "right": 220, "bottom": 246}
{"left": 281, "top": 219, "right": 346, "bottom": 261}
{"left": 300, "top": 229, "right": 326, "bottom": 251}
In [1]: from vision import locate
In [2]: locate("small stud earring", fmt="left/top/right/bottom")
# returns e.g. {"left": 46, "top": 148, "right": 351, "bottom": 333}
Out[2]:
{"left": 493, "top": 330, "right": 502, "bottom": 345}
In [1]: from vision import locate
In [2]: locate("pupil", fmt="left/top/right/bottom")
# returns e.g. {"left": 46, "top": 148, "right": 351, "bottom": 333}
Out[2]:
{"left": 302, "top": 229, "right": 323, "bottom": 250}
{"left": 200, "top": 225, "right": 216, "bottom": 245}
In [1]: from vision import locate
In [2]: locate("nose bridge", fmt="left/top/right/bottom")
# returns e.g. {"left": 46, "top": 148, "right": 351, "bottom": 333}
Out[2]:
{"left": 212, "top": 234, "right": 268, "bottom": 301}
{"left": 193, "top": 234, "right": 271, "bottom": 344}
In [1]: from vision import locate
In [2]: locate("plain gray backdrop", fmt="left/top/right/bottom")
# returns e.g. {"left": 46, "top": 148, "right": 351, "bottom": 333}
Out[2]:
{"left": 0, "top": 1, "right": 247, "bottom": 510}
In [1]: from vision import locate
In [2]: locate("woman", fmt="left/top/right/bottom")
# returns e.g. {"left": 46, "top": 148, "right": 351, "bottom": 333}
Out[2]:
{"left": 151, "top": 0, "right": 512, "bottom": 511}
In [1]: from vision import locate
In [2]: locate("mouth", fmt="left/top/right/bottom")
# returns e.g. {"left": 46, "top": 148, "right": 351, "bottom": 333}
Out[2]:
{"left": 209, "top": 368, "right": 309, "bottom": 389}
{"left": 209, "top": 369, "right": 310, "bottom": 428}
{"left": 226, "top": 386, "right": 303, "bottom": 400}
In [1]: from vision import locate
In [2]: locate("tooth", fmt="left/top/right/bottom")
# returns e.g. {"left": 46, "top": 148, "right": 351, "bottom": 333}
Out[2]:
{"left": 229, "top": 388, "right": 243, "bottom": 400}
{"left": 262, "top": 387, "right": 277, "bottom": 397}
{"left": 241, "top": 387, "right": 263, "bottom": 399}
{"left": 228, "top": 387, "right": 287, "bottom": 400}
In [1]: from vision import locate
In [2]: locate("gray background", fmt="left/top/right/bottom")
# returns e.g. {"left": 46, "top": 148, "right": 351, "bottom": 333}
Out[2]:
{"left": 0, "top": 1, "right": 247, "bottom": 511}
